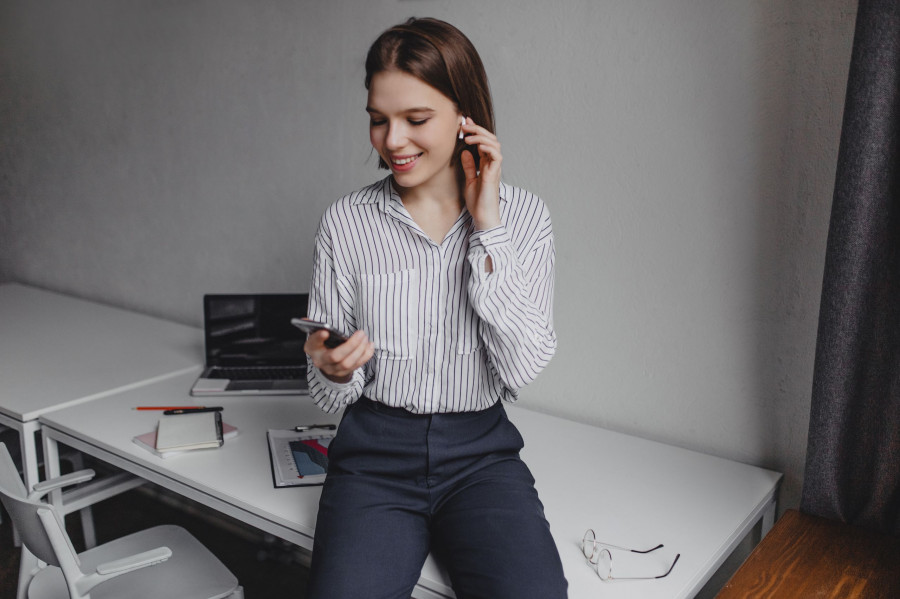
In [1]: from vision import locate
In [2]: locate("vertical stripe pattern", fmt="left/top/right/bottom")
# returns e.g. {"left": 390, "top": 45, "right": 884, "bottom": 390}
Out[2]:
{"left": 306, "top": 176, "right": 556, "bottom": 414}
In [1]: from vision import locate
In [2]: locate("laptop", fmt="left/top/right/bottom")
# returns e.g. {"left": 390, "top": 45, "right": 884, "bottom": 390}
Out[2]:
{"left": 190, "top": 293, "right": 310, "bottom": 396}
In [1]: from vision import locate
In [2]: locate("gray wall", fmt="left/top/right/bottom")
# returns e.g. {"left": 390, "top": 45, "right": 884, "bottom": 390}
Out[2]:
{"left": 1, "top": 0, "right": 855, "bottom": 538}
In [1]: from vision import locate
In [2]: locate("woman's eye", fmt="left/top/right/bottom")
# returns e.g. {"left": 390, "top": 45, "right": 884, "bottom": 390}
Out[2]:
{"left": 369, "top": 117, "right": 427, "bottom": 127}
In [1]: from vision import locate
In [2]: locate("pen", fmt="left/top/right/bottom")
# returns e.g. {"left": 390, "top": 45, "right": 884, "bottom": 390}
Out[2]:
{"left": 294, "top": 424, "right": 337, "bottom": 432}
{"left": 164, "top": 407, "right": 224, "bottom": 415}
{"left": 134, "top": 406, "right": 207, "bottom": 411}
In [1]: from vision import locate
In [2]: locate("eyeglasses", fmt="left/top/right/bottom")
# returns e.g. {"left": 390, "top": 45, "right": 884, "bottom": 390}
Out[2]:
{"left": 582, "top": 529, "right": 680, "bottom": 581}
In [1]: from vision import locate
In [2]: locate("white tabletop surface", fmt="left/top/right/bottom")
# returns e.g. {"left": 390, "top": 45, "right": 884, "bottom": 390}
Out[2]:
{"left": 39, "top": 367, "right": 781, "bottom": 599}
{"left": 512, "top": 406, "right": 780, "bottom": 598}
{"left": 39, "top": 369, "right": 336, "bottom": 543}
{"left": 0, "top": 283, "right": 201, "bottom": 422}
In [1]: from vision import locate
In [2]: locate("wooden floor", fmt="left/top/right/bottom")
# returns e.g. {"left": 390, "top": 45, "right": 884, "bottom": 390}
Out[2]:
{"left": 0, "top": 479, "right": 309, "bottom": 599}
{"left": 717, "top": 509, "right": 900, "bottom": 598}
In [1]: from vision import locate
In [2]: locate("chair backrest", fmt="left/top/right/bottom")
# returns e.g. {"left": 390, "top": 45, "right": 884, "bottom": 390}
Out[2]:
{"left": 0, "top": 442, "right": 75, "bottom": 567}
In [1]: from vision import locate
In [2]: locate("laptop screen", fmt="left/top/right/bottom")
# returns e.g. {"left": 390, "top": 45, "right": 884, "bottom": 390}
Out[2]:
{"left": 203, "top": 294, "right": 308, "bottom": 367}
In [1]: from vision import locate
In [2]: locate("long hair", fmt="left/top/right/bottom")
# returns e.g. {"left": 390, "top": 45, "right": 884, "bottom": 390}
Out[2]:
{"left": 365, "top": 18, "right": 495, "bottom": 172}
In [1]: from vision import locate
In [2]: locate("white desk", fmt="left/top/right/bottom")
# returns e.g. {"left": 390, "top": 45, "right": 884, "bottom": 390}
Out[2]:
{"left": 39, "top": 368, "right": 781, "bottom": 599}
{"left": 0, "top": 283, "right": 201, "bottom": 491}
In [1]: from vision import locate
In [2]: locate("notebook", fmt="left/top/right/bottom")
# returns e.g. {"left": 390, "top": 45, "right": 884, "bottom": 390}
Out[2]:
{"left": 190, "top": 293, "right": 310, "bottom": 396}
{"left": 155, "top": 411, "right": 224, "bottom": 453}
{"left": 134, "top": 421, "right": 239, "bottom": 459}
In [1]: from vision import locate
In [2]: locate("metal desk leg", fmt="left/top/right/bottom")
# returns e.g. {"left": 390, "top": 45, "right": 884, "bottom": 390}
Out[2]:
{"left": 13, "top": 422, "right": 43, "bottom": 599}
{"left": 41, "top": 432, "right": 61, "bottom": 496}
{"left": 7, "top": 421, "right": 43, "bottom": 548}
{"left": 18, "top": 421, "right": 42, "bottom": 493}
{"left": 761, "top": 496, "right": 777, "bottom": 537}
{"left": 42, "top": 434, "right": 98, "bottom": 549}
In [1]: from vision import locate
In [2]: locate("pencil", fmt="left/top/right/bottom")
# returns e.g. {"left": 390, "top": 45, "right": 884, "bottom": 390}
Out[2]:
{"left": 133, "top": 406, "right": 206, "bottom": 411}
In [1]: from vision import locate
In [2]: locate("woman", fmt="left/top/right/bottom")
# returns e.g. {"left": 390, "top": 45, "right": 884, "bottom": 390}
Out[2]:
{"left": 304, "top": 17, "right": 567, "bottom": 599}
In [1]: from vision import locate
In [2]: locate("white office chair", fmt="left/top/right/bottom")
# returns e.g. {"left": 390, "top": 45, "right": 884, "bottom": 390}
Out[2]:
{"left": 0, "top": 443, "right": 244, "bottom": 599}
{"left": 0, "top": 427, "right": 102, "bottom": 549}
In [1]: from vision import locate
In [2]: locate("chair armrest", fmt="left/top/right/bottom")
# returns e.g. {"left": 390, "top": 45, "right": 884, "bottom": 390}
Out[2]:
{"left": 75, "top": 546, "right": 172, "bottom": 596}
{"left": 96, "top": 546, "right": 172, "bottom": 575}
{"left": 28, "top": 469, "right": 96, "bottom": 500}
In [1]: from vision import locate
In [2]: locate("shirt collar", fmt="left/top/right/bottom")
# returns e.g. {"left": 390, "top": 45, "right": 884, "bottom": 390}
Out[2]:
{"left": 349, "top": 175, "right": 510, "bottom": 214}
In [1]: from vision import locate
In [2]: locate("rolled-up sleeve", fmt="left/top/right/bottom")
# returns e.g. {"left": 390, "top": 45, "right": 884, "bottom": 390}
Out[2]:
{"left": 466, "top": 194, "right": 557, "bottom": 391}
{"left": 305, "top": 208, "right": 366, "bottom": 413}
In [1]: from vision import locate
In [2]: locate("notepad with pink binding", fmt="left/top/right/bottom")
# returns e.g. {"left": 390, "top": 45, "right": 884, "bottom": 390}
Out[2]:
{"left": 133, "top": 413, "right": 237, "bottom": 458}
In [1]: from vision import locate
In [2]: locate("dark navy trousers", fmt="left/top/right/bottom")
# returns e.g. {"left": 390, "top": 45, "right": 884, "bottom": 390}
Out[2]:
{"left": 305, "top": 397, "right": 568, "bottom": 599}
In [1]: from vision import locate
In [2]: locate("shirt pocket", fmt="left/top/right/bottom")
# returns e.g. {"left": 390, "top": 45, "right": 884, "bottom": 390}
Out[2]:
{"left": 454, "top": 307, "right": 483, "bottom": 354}
{"left": 354, "top": 269, "right": 418, "bottom": 360}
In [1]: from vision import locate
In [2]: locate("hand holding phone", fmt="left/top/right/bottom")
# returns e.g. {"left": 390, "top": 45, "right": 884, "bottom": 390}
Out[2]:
{"left": 459, "top": 117, "right": 502, "bottom": 232}
{"left": 291, "top": 318, "right": 349, "bottom": 348}
{"left": 295, "top": 317, "right": 374, "bottom": 384}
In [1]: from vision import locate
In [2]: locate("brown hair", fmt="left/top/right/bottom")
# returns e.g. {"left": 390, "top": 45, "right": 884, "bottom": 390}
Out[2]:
{"left": 365, "top": 17, "right": 495, "bottom": 171}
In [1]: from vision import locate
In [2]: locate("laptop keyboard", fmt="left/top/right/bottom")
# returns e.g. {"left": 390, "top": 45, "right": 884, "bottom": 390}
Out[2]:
{"left": 208, "top": 366, "right": 307, "bottom": 381}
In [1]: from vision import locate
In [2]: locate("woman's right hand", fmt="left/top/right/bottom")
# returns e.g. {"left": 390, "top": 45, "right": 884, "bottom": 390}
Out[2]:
{"left": 305, "top": 329, "right": 375, "bottom": 383}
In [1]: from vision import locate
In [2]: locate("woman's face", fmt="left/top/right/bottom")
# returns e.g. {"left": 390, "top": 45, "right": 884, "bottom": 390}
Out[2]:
{"left": 367, "top": 70, "right": 461, "bottom": 195}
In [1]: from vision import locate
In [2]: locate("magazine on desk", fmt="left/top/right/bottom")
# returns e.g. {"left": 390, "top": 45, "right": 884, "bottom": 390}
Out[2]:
{"left": 267, "top": 428, "right": 336, "bottom": 488}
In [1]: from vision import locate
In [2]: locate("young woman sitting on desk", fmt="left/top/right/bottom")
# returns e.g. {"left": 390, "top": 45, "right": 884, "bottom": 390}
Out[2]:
{"left": 303, "top": 17, "right": 567, "bottom": 599}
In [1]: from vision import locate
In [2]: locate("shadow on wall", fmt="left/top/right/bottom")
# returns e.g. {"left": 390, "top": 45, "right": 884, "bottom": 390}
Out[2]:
{"left": 746, "top": 1, "right": 853, "bottom": 514}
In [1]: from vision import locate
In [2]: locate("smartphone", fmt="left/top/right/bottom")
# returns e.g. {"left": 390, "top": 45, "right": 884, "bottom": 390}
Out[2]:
{"left": 291, "top": 318, "right": 349, "bottom": 348}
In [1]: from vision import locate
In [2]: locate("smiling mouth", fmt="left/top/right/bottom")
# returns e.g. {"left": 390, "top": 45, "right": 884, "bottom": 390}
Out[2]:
{"left": 391, "top": 153, "right": 422, "bottom": 166}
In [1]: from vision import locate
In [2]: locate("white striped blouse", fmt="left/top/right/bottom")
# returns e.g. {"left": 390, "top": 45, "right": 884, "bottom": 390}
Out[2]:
{"left": 306, "top": 175, "right": 556, "bottom": 414}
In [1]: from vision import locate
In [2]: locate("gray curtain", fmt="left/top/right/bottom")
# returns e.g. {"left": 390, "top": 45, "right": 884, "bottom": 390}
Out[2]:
{"left": 801, "top": 0, "right": 900, "bottom": 535}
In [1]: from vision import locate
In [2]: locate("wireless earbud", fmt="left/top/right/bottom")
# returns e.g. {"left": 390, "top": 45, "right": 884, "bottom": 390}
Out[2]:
{"left": 459, "top": 116, "right": 466, "bottom": 140}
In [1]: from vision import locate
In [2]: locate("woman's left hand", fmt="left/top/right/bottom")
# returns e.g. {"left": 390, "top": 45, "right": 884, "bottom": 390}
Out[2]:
{"left": 460, "top": 118, "right": 502, "bottom": 231}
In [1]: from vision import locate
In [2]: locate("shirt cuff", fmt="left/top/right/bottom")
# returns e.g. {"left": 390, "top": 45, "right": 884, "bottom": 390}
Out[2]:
{"left": 470, "top": 224, "right": 509, "bottom": 249}
{"left": 469, "top": 225, "right": 513, "bottom": 280}
{"left": 309, "top": 366, "right": 354, "bottom": 390}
